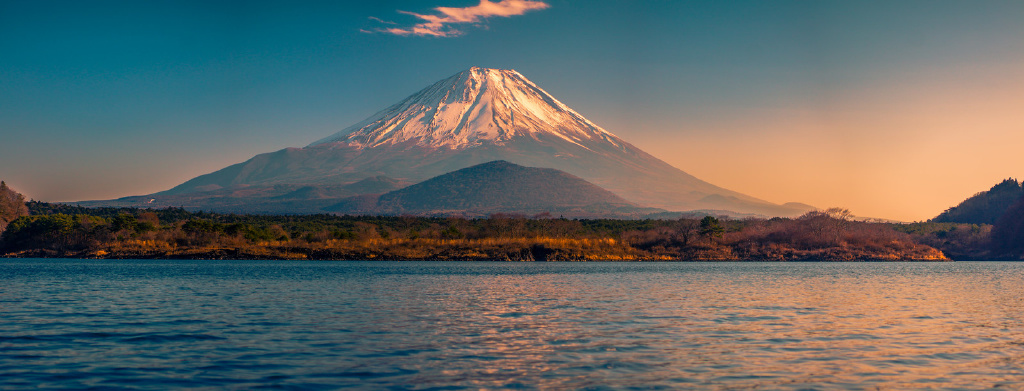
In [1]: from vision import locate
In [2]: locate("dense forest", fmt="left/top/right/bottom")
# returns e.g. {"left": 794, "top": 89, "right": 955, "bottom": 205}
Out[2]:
{"left": 1, "top": 180, "right": 1020, "bottom": 261}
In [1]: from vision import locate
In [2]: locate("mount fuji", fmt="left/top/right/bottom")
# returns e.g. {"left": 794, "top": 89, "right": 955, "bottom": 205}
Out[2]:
{"left": 92, "top": 67, "right": 814, "bottom": 217}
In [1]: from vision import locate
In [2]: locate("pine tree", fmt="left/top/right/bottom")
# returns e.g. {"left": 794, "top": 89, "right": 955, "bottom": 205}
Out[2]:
{"left": 699, "top": 216, "right": 724, "bottom": 238}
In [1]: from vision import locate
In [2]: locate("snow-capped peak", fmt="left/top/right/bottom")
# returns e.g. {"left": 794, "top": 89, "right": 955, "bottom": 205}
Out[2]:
{"left": 309, "top": 67, "right": 624, "bottom": 150}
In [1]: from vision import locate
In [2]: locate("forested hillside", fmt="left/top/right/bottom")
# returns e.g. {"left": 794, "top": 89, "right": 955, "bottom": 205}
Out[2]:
{"left": 933, "top": 179, "right": 1023, "bottom": 224}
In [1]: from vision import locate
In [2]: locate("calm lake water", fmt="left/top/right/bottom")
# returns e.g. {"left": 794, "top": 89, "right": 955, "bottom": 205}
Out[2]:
{"left": 2, "top": 260, "right": 1024, "bottom": 390}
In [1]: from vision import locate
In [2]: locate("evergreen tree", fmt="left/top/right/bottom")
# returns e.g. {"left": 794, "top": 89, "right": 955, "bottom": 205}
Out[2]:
{"left": 699, "top": 216, "right": 724, "bottom": 238}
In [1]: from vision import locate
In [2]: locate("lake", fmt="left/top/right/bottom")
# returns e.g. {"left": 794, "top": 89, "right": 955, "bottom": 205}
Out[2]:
{"left": 2, "top": 259, "right": 1023, "bottom": 389}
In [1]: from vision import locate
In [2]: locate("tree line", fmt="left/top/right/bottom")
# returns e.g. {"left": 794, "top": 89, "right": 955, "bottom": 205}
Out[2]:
{"left": 1, "top": 180, "right": 1020, "bottom": 261}
{"left": 1, "top": 201, "right": 945, "bottom": 261}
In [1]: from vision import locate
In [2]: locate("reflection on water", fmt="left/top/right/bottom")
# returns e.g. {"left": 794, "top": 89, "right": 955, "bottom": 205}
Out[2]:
{"left": 2, "top": 260, "right": 1024, "bottom": 389}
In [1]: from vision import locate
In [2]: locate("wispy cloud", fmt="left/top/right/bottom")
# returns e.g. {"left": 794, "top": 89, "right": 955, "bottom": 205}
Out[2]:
{"left": 367, "top": 16, "right": 397, "bottom": 25}
{"left": 365, "top": 0, "right": 550, "bottom": 38}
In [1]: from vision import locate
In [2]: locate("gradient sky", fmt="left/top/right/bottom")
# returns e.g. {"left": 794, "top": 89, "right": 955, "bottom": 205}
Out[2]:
{"left": 2, "top": 0, "right": 1022, "bottom": 221}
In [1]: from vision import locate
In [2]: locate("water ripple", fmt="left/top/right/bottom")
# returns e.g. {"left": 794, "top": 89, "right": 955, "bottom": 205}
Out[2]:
{"left": 2, "top": 260, "right": 1024, "bottom": 389}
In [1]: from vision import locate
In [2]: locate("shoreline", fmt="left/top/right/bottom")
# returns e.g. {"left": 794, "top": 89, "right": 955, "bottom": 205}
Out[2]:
{"left": 2, "top": 246, "right": 952, "bottom": 262}
{"left": 2, "top": 203, "right": 985, "bottom": 263}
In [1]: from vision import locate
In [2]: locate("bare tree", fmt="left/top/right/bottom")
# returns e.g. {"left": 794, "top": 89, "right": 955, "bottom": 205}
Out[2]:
{"left": 799, "top": 207, "right": 852, "bottom": 246}
{"left": 824, "top": 207, "right": 853, "bottom": 244}
{"left": 674, "top": 218, "right": 700, "bottom": 247}
{"left": 0, "top": 181, "right": 29, "bottom": 234}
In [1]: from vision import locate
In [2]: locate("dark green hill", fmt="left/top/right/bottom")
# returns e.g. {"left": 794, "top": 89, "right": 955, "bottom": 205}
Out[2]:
{"left": 327, "top": 161, "right": 659, "bottom": 218}
{"left": 933, "top": 178, "right": 1022, "bottom": 224}
{"left": 991, "top": 195, "right": 1024, "bottom": 256}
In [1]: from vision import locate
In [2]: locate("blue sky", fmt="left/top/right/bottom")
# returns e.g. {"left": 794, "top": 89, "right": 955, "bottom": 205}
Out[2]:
{"left": 2, "top": 0, "right": 1023, "bottom": 221}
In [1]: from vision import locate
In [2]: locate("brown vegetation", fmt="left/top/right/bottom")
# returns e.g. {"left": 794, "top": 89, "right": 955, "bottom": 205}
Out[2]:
{"left": 1, "top": 203, "right": 948, "bottom": 261}
{"left": 625, "top": 209, "right": 945, "bottom": 261}
{"left": 0, "top": 181, "right": 29, "bottom": 234}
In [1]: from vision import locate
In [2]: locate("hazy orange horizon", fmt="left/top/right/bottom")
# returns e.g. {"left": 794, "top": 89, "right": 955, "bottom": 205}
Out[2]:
{"left": 597, "top": 55, "right": 1024, "bottom": 222}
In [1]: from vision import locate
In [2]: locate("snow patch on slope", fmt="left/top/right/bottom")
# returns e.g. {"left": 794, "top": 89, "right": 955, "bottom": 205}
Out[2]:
{"left": 310, "top": 67, "right": 624, "bottom": 151}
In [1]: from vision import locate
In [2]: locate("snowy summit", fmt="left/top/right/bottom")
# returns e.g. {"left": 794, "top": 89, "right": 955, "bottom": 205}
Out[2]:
{"left": 310, "top": 67, "right": 623, "bottom": 150}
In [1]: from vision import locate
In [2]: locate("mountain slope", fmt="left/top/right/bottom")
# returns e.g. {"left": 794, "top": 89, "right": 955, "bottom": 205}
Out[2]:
{"left": 122, "top": 67, "right": 812, "bottom": 217}
{"left": 327, "top": 161, "right": 654, "bottom": 217}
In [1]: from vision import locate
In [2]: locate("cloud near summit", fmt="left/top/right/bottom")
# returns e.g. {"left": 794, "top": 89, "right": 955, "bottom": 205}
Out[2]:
{"left": 365, "top": 0, "right": 550, "bottom": 37}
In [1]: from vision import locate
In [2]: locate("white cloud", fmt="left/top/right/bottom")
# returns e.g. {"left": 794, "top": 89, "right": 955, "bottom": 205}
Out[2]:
{"left": 365, "top": 0, "right": 550, "bottom": 37}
